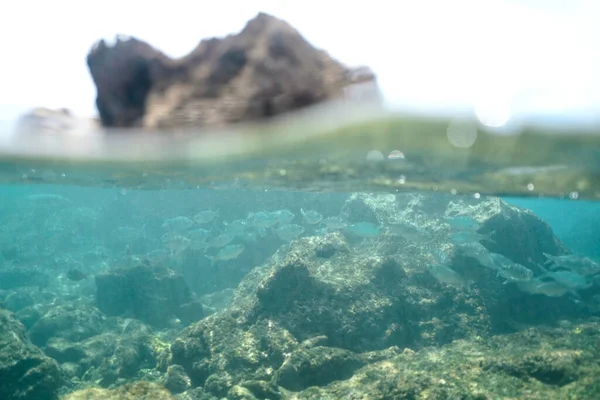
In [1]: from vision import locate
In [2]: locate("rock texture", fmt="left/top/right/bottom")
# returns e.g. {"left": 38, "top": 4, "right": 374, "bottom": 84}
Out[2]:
{"left": 0, "top": 309, "right": 62, "bottom": 400}
{"left": 87, "top": 12, "right": 378, "bottom": 130}
{"left": 13, "top": 108, "right": 99, "bottom": 137}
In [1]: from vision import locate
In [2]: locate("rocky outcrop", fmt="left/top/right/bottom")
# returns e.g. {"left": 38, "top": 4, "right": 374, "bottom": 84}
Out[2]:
{"left": 0, "top": 309, "right": 62, "bottom": 400}
{"left": 13, "top": 108, "right": 99, "bottom": 137}
{"left": 168, "top": 194, "right": 596, "bottom": 397}
{"left": 86, "top": 12, "right": 378, "bottom": 130}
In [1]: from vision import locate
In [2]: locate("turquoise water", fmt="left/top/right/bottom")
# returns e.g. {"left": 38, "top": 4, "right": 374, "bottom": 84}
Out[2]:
{"left": 1, "top": 109, "right": 600, "bottom": 398}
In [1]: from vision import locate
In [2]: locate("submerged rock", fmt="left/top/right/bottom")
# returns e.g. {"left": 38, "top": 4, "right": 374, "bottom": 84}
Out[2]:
{"left": 87, "top": 12, "right": 378, "bottom": 130}
{"left": 0, "top": 309, "right": 62, "bottom": 400}
{"left": 29, "top": 304, "right": 105, "bottom": 347}
{"left": 61, "top": 381, "right": 173, "bottom": 400}
{"left": 167, "top": 193, "right": 598, "bottom": 397}
{"left": 95, "top": 264, "right": 192, "bottom": 327}
{"left": 292, "top": 319, "right": 600, "bottom": 399}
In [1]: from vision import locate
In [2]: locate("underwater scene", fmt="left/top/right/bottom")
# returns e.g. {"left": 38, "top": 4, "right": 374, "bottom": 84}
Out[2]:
{"left": 1, "top": 169, "right": 600, "bottom": 399}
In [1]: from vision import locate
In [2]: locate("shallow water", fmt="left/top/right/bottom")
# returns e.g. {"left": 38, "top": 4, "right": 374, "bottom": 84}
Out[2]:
{"left": 1, "top": 105, "right": 599, "bottom": 399}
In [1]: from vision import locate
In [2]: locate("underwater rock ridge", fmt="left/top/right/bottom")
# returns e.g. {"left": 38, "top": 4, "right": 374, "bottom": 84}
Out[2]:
{"left": 86, "top": 12, "right": 378, "bottom": 130}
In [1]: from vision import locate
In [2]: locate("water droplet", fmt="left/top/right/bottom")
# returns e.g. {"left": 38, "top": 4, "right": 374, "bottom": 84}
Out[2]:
{"left": 397, "top": 175, "right": 406, "bottom": 185}
{"left": 569, "top": 191, "right": 579, "bottom": 200}
{"left": 366, "top": 150, "right": 384, "bottom": 162}
{"left": 473, "top": 193, "right": 481, "bottom": 199}
{"left": 526, "top": 183, "right": 534, "bottom": 191}
{"left": 446, "top": 119, "right": 478, "bottom": 148}
{"left": 450, "top": 188, "right": 457, "bottom": 195}
{"left": 387, "top": 150, "right": 405, "bottom": 160}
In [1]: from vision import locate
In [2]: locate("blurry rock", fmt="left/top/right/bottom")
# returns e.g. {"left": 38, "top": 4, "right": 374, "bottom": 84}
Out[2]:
{"left": 87, "top": 12, "right": 379, "bottom": 130}
{"left": 61, "top": 381, "right": 173, "bottom": 400}
{"left": 29, "top": 304, "right": 104, "bottom": 347}
{"left": 163, "top": 364, "right": 191, "bottom": 394}
{"left": 273, "top": 346, "right": 365, "bottom": 391}
{"left": 176, "top": 300, "right": 205, "bottom": 325}
{"left": 13, "top": 107, "right": 99, "bottom": 137}
{"left": 445, "top": 196, "right": 569, "bottom": 266}
{"left": 28, "top": 304, "right": 105, "bottom": 347}
{"left": 95, "top": 264, "right": 192, "bottom": 328}
{"left": 0, "top": 309, "right": 62, "bottom": 400}
{"left": 290, "top": 320, "right": 600, "bottom": 399}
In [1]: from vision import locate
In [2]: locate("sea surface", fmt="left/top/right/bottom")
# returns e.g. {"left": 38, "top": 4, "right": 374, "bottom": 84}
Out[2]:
{"left": 1, "top": 104, "right": 599, "bottom": 399}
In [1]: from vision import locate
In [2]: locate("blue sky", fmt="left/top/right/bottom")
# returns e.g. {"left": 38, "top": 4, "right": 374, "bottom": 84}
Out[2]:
{"left": 0, "top": 0, "right": 599, "bottom": 124}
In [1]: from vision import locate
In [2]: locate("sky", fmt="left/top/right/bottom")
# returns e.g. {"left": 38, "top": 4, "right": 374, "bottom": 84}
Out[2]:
{"left": 0, "top": 0, "right": 599, "bottom": 124}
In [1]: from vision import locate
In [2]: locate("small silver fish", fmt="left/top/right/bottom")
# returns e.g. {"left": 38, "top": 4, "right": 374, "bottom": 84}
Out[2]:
{"left": 208, "top": 233, "right": 233, "bottom": 248}
{"left": 344, "top": 222, "right": 381, "bottom": 238}
{"left": 301, "top": 208, "right": 323, "bottom": 225}
{"left": 450, "top": 230, "right": 495, "bottom": 245}
{"left": 162, "top": 216, "right": 194, "bottom": 232}
{"left": 274, "top": 224, "right": 305, "bottom": 241}
{"left": 490, "top": 253, "right": 533, "bottom": 282}
{"left": 208, "top": 244, "right": 245, "bottom": 263}
{"left": 193, "top": 209, "right": 219, "bottom": 224}
{"left": 248, "top": 211, "right": 279, "bottom": 229}
{"left": 273, "top": 210, "right": 295, "bottom": 225}
{"left": 539, "top": 270, "right": 592, "bottom": 291}
{"left": 543, "top": 253, "right": 600, "bottom": 276}
{"left": 164, "top": 235, "right": 191, "bottom": 254}
{"left": 427, "top": 264, "right": 472, "bottom": 292}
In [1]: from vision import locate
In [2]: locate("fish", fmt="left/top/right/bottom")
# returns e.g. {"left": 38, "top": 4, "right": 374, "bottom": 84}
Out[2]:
{"left": 274, "top": 224, "right": 305, "bottom": 241}
{"left": 66, "top": 269, "right": 87, "bottom": 281}
{"left": 543, "top": 253, "right": 600, "bottom": 276}
{"left": 538, "top": 269, "right": 592, "bottom": 291}
{"left": 427, "top": 264, "right": 472, "bottom": 292}
{"left": 193, "top": 209, "right": 219, "bottom": 224}
{"left": 207, "top": 244, "right": 245, "bottom": 263}
{"left": 273, "top": 209, "right": 296, "bottom": 225}
{"left": 162, "top": 216, "right": 194, "bottom": 232}
{"left": 455, "top": 242, "right": 499, "bottom": 270}
{"left": 248, "top": 211, "right": 279, "bottom": 229}
{"left": 301, "top": 208, "right": 323, "bottom": 225}
{"left": 145, "top": 249, "right": 171, "bottom": 264}
{"left": 344, "top": 222, "right": 381, "bottom": 238}
{"left": 322, "top": 216, "right": 347, "bottom": 230}
{"left": 208, "top": 233, "right": 234, "bottom": 248}
{"left": 387, "top": 222, "right": 430, "bottom": 242}
{"left": 450, "top": 230, "right": 495, "bottom": 245}
{"left": 164, "top": 235, "right": 191, "bottom": 254}
{"left": 490, "top": 253, "right": 533, "bottom": 282}
{"left": 516, "top": 279, "right": 580, "bottom": 298}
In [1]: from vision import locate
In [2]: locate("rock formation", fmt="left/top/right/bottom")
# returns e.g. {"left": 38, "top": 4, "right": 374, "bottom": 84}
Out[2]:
{"left": 13, "top": 107, "right": 99, "bottom": 138}
{"left": 86, "top": 12, "right": 378, "bottom": 130}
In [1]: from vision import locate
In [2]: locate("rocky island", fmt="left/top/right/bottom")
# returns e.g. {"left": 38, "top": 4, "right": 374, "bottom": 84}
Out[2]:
{"left": 86, "top": 12, "right": 379, "bottom": 130}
